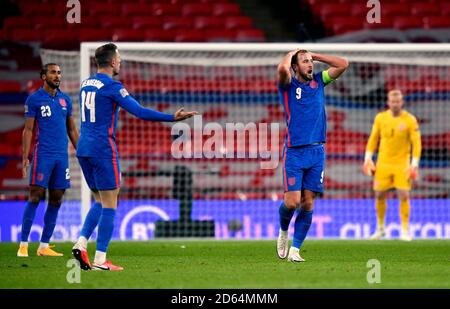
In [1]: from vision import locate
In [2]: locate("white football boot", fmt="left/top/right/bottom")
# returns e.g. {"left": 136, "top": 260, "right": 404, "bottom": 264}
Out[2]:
{"left": 287, "top": 246, "right": 305, "bottom": 262}
{"left": 276, "top": 229, "right": 289, "bottom": 259}
{"left": 370, "top": 228, "right": 386, "bottom": 240}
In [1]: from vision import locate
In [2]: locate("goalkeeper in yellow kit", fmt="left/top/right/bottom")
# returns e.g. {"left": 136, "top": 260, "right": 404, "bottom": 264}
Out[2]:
{"left": 363, "top": 90, "right": 421, "bottom": 241}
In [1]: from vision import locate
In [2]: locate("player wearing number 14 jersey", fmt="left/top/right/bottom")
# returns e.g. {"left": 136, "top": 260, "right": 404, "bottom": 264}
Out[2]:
{"left": 72, "top": 43, "right": 197, "bottom": 271}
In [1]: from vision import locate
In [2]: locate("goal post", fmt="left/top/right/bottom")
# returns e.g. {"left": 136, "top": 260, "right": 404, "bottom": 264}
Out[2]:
{"left": 39, "top": 43, "right": 450, "bottom": 241}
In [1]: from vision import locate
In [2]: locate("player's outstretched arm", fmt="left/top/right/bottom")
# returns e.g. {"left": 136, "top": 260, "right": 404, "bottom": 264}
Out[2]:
{"left": 174, "top": 107, "right": 198, "bottom": 121}
{"left": 66, "top": 116, "right": 79, "bottom": 149}
{"left": 22, "top": 118, "right": 34, "bottom": 178}
{"left": 117, "top": 92, "right": 197, "bottom": 122}
{"left": 277, "top": 50, "right": 298, "bottom": 87}
{"left": 310, "top": 52, "right": 349, "bottom": 80}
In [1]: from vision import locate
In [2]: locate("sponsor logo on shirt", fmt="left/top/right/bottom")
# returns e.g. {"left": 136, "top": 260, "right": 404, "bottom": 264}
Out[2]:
{"left": 120, "top": 88, "right": 129, "bottom": 98}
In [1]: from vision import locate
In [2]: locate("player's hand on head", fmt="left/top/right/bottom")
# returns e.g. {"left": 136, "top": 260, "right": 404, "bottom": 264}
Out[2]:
{"left": 174, "top": 108, "right": 198, "bottom": 122}
{"left": 22, "top": 159, "right": 29, "bottom": 179}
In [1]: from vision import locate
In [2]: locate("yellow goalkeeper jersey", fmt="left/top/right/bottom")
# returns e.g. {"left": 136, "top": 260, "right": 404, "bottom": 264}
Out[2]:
{"left": 366, "top": 109, "right": 421, "bottom": 166}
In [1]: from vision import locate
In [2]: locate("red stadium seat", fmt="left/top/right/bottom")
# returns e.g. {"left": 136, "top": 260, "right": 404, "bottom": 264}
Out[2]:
{"left": 0, "top": 80, "right": 22, "bottom": 93}
{"left": 121, "top": 3, "right": 153, "bottom": 16}
{"left": 163, "top": 16, "right": 193, "bottom": 30}
{"left": 194, "top": 16, "right": 225, "bottom": 30}
{"left": 393, "top": 17, "right": 424, "bottom": 30}
{"left": 78, "top": 29, "right": 112, "bottom": 42}
{"left": 42, "top": 29, "right": 80, "bottom": 50}
{"left": 319, "top": 3, "right": 349, "bottom": 19}
{"left": 20, "top": 3, "right": 55, "bottom": 16}
{"left": 10, "top": 29, "right": 42, "bottom": 41}
{"left": 212, "top": 3, "right": 241, "bottom": 16}
{"left": 181, "top": 3, "right": 212, "bottom": 16}
{"left": 150, "top": 3, "right": 182, "bottom": 16}
{"left": 112, "top": 29, "right": 145, "bottom": 42}
{"left": 364, "top": 17, "right": 394, "bottom": 29}
{"left": 327, "top": 17, "right": 363, "bottom": 35}
{"left": 65, "top": 16, "right": 99, "bottom": 27}
{"left": 234, "top": 29, "right": 265, "bottom": 42}
{"left": 423, "top": 16, "right": 450, "bottom": 29}
{"left": 33, "top": 18, "right": 67, "bottom": 30}
{"left": 174, "top": 30, "right": 206, "bottom": 42}
{"left": 143, "top": 29, "right": 177, "bottom": 42}
{"left": 98, "top": 16, "right": 131, "bottom": 28}
{"left": 224, "top": 16, "right": 252, "bottom": 30}
{"left": 382, "top": 4, "right": 411, "bottom": 16}
{"left": 204, "top": 29, "right": 235, "bottom": 42}
{"left": 88, "top": 4, "right": 120, "bottom": 16}
{"left": 440, "top": 3, "right": 450, "bottom": 15}
{"left": 410, "top": 3, "right": 440, "bottom": 16}
{"left": 26, "top": 79, "right": 42, "bottom": 94}
{"left": 132, "top": 16, "right": 164, "bottom": 30}
{"left": 3, "top": 16, "right": 34, "bottom": 29}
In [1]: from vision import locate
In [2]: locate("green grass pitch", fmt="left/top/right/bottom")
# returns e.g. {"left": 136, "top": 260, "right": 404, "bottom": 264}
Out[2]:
{"left": 1, "top": 240, "right": 449, "bottom": 289}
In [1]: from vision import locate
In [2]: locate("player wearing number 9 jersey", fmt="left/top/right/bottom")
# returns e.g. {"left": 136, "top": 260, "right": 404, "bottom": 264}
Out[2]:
{"left": 73, "top": 43, "right": 197, "bottom": 271}
{"left": 276, "top": 49, "right": 348, "bottom": 262}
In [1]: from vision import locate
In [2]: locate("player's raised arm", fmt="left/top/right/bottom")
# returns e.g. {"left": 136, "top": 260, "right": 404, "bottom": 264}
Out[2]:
{"left": 277, "top": 49, "right": 298, "bottom": 87}
{"left": 310, "top": 52, "right": 349, "bottom": 80}
{"left": 113, "top": 86, "right": 197, "bottom": 122}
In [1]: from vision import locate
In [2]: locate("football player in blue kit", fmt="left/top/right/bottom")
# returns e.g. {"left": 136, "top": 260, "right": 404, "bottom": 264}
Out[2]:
{"left": 72, "top": 43, "right": 197, "bottom": 271}
{"left": 18, "top": 63, "right": 79, "bottom": 257}
{"left": 276, "top": 49, "right": 348, "bottom": 262}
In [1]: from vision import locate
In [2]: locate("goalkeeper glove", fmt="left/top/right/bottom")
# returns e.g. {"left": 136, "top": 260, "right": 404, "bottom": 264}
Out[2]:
{"left": 409, "top": 158, "right": 420, "bottom": 180}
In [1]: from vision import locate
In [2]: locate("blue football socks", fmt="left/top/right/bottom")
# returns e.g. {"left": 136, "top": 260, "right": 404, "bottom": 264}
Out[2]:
{"left": 20, "top": 201, "right": 39, "bottom": 242}
{"left": 80, "top": 202, "right": 102, "bottom": 239}
{"left": 292, "top": 209, "right": 313, "bottom": 249}
{"left": 96, "top": 208, "right": 116, "bottom": 253}
{"left": 40, "top": 203, "right": 61, "bottom": 243}
{"left": 279, "top": 202, "right": 295, "bottom": 231}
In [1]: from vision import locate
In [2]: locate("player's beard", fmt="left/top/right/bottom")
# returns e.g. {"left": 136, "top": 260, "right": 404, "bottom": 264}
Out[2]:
{"left": 300, "top": 71, "right": 313, "bottom": 81}
{"left": 46, "top": 80, "right": 60, "bottom": 89}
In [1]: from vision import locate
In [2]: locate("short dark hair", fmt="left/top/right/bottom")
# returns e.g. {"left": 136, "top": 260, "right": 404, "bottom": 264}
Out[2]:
{"left": 95, "top": 43, "right": 118, "bottom": 68}
{"left": 291, "top": 49, "right": 309, "bottom": 68}
{"left": 40, "top": 63, "right": 59, "bottom": 78}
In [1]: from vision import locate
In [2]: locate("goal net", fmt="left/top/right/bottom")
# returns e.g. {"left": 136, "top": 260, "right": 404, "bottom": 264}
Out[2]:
{"left": 39, "top": 43, "right": 450, "bottom": 241}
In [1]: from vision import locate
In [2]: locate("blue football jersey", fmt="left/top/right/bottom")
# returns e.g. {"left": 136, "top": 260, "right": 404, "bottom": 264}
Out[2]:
{"left": 278, "top": 71, "right": 330, "bottom": 147}
{"left": 77, "top": 73, "right": 174, "bottom": 159}
{"left": 24, "top": 88, "right": 72, "bottom": 157}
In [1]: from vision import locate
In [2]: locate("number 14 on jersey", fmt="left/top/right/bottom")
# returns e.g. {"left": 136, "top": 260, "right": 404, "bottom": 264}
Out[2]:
{"left": 81, "top": 90, "right": 96, "bottom": 123}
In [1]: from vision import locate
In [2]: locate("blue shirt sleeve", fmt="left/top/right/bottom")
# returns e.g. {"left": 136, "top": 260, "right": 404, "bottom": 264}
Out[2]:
{"left": 111, "top": 84, "right": 174, "bottom": 122}
{"left": 24, "top": 95, "right": 37, "bottom": 118}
